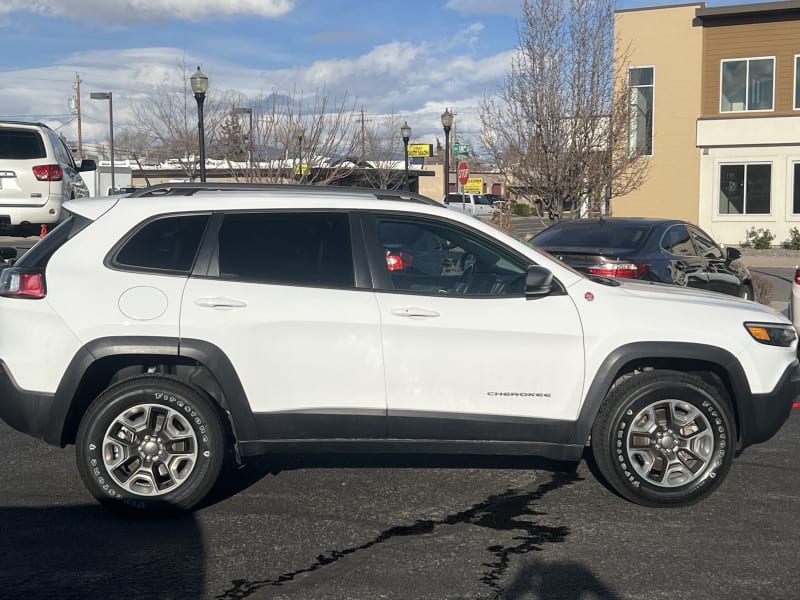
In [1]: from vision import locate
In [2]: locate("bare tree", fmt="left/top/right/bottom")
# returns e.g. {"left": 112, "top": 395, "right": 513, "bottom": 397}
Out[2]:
{"left": 358, "top": 111, "right": 407, "bottom": 189}
{"left": 127, "top": 59, "right": 235, "bottom": 179}
{"left": 479, "top": 0, "right": 648, "bottom": 221}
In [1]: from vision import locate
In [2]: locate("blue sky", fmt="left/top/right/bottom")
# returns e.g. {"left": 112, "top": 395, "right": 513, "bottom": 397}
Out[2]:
{"left": 0, "top": 0, "right": 770, "bottom": 149}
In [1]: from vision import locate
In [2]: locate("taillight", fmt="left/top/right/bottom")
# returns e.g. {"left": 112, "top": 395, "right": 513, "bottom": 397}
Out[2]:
{"left": 794, "top": 268, "right": 800, "bottom": 285}
{"left": 32, "top": 164, "right": 63, "bottom": 182}
{"left": 386, "top": 252, "right": 413, "bottom": 271}
{"left": 588, "top": 262, "right": 649, "bottom": 279}
{"left": 0, "top": 268, "right": 46, "bottom": 299}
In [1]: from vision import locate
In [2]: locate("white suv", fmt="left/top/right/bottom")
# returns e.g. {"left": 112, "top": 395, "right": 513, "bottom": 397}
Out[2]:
{"left": 0, "top": 121, "right": 96, "bottom": 236}
{"left": 0, "top": 183, "right": 797, "bottom": 514}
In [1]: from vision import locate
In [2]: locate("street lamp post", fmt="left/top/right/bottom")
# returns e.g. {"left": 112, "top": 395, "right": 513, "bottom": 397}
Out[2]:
{"left": 295, "top": 127, "right": 304, "bottom": 181}
{"left": 90, "top": 92, "right": 114, "bottom": 194}
{"left": 233, "top": 106, "right": 253, "bottom": 181}
{"left": 190, "top": 66, "right": 209, "bottom": 182}
{"left": 441, "top": 108, "right": 453, "bottom": 198}
{"left": 400, "top": 121, "right": 411, "bottom": 191}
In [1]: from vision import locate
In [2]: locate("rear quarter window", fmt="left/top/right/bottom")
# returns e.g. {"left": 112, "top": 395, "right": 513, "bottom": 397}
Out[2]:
{"left": 114, "top": 215, "right": 209, "bottom": 273}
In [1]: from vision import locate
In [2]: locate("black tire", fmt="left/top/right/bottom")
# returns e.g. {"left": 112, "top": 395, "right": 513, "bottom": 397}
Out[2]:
{"left": 591, "top": 370, "right": 735, "bottom": 507}
{"left": 76, "top": 375, "right": 226, "bottom": 514}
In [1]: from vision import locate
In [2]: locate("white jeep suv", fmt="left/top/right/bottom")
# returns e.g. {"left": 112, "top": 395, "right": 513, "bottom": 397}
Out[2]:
{"left": 0, "top": 121, "right": 96, "bottom": 236}
{"left": 0, "top": 183, "right": 797, "bottom": 514}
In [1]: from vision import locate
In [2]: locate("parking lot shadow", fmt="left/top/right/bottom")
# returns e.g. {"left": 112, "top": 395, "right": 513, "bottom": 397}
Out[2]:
{"left": 0, "top": 505, "right": 204, "bottom": 599}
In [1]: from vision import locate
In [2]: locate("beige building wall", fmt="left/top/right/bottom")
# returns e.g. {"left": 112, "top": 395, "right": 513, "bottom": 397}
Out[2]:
{"left": 613, "top": 4, "right": 704, "bottom": 223}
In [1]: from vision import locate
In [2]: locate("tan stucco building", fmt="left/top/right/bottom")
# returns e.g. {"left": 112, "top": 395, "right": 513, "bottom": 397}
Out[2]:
{"left": 615, "top": 1, "right": 800, "bottom": 246}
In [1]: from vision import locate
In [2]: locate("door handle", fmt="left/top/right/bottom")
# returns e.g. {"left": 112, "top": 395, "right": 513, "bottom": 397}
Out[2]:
{"left": 195, "top": 297, "right": 247, "bottom": 309}
{"left": 391, "top": 307, "right": 440, "bottom": 319}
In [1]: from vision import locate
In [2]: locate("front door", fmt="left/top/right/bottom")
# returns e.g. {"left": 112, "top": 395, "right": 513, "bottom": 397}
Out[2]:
{"left": 365, "top": 214, "right": 585, "bottom": 442}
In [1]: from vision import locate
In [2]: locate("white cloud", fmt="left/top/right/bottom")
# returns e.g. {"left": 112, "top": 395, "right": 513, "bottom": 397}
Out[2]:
{"left": 0, "top": 0, "right": 294, "bottom": 22}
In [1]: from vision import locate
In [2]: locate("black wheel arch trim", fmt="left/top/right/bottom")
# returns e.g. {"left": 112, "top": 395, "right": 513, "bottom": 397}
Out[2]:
{"left": 48, "top": 336, "right": 255, "bottom": 447}
{"left": 570, "top": 341, "right": 750, "bottom": 448}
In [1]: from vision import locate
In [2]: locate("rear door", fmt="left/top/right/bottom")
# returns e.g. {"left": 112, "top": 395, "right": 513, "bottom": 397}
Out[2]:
{"left": 0, "top": 127, "right": 51, "bottom": 208}
{"left": 179, "top": 210, "right": 386, "bottom": 439}
{"left": 688, "top": 225, "right": 742, "bottom": 296}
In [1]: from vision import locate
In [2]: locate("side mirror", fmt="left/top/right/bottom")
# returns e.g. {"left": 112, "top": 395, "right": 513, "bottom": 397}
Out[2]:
{"left": 525, "top": 265, "right": 553, "bottom": 298}
{"left": 725, "top": 247, "right": 741, "bottom": 262}
{"left": 78, "top": 158, "right": 97, "bottom": 172}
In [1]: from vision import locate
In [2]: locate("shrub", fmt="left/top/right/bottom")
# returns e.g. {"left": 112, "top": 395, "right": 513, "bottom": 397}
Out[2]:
{"left": 745, "top": 227, "right": 775, "bottom": 250}
{"left": 753, "top": 274, "right": 773, "bottom": 306}
{"left": 784, "top": 227, "right": 800, "bottom": 250}
{"left": 512, "top": 203, "right": 533, "bottom": 217}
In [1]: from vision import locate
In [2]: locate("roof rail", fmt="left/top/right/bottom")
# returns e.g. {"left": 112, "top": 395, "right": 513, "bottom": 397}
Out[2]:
{"left": 128, "top": 182, "right": 442, "bottom": 206}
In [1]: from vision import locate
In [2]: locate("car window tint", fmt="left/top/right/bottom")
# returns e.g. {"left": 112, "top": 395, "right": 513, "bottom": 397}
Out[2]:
{"left": 0, "top": 129, "right": 46, "bottom": 159}
{"left": 375, "top": 218, "right": 526, "bottom": 297}
{"left": 115, "top": 215, "right": 209, "bottom": 272}
{"left": 217, "top": 212, "right": 354, "bottom": 288}
{"left": 534, "top": 223, "right": 650, "bottom": 250}
{"left": 661, "top": 225, "right": 695, "bottom": 256}
{"left": 689, "top": 227, "right": 724, "bottom": 259}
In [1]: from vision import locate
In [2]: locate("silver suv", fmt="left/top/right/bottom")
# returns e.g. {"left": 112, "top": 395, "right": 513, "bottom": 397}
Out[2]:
{"left": 0, "top": 121, "right": 96, "bottom": 236}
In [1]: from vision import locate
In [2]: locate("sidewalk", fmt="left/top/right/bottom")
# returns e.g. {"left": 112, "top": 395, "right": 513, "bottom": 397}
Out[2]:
{"left": 739, "top": 254, "right": 800, "bottom": 268}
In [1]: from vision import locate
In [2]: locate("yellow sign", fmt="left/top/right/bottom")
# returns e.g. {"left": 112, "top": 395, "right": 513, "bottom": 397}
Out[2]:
{"left": 293, "top": 163, "right": 308, "bottom": 175}
{"left": 408, "top": 144, "right": 432, "bottom": 158}
{"left": 464, "top": 177, "right": 483, "bottom": 193}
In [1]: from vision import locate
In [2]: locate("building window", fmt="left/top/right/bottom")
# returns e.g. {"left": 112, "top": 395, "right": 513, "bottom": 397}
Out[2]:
{"left": 792, "top": 163, "right": 800, "bottom": 214}
{"left": 720, "top": 57, "right": 774, "bottom": 112}
{"left": 795, "top": 56, "right": 800, "bottom": 110}
{"left": 719, "top": 164, "right": 771, "bottom": 215}
{"left": 628, "top": 67, "right": 653, "bottom": 156}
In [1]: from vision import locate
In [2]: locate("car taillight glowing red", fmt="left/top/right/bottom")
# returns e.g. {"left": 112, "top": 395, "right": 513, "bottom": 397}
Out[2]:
{"left": 794, "top": 268, "right": 800, "bottom": 285}
{"left": 32, "top": 164, "right": 64, "bottom": 182}
{"left": 386, "top": 252, "right": 413, "bottom": 271}
{"left": 0, "top": 270, "right": 46, "bottom": 299}
{"left": 588, "top": 262, "right": 649, "bottom": 279}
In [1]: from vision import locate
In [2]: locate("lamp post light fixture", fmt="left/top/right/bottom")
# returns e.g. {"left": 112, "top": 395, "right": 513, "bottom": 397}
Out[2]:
{"left": 233, "top": 106, "right": 253, "bottom": 181}
{"left": 189, "top": 66, "right": 209, "bottom": 182}
{"left": 89, "top": 91, "right": 114, "bottom": 194}
{"left": 400, "top": 121, "right": 411, "bottom": 191}
{"left": 441, "top": 108, "right": 453, "bottom": 198}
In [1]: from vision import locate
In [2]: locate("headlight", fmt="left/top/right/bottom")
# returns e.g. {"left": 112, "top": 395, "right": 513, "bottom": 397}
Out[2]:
{"left": 744, "top": 322, "right": 797, "bottom": 347}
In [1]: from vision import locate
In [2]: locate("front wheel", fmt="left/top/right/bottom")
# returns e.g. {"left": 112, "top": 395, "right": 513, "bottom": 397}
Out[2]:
{"left": 591, "top": 370, "right": 735, "bottom": 507}
{"left": 76, "top": 375, "right": 226, "bottom": 514}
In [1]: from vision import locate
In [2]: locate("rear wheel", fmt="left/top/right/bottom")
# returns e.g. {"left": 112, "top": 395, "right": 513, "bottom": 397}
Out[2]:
{"left": 76, "top": 375, "right": 226, "bottom": 514}
{"left": 591, "top": 370, "right": 735, "bottom": 507}
{"left": 739, "top": 283, "right": 754, "bottom": 301}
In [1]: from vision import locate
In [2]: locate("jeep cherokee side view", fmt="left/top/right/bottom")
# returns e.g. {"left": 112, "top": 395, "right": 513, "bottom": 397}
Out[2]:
{"left": 0, "top": 183, "right": 797, "bottom": 514}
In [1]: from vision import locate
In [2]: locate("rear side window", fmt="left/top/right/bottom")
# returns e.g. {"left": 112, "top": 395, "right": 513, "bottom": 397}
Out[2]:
{"left": 216, "top": 212, "right": 354, "bottom": 288}
{"left": 115, "top": 215, "right": 209, "bottom": 273}
{"left": 0, "top": 129, "right": 46, "bottom": 159}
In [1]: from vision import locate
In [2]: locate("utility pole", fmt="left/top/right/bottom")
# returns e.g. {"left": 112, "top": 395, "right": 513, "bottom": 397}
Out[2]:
{"left": 74, "top": 73, "right": 83, "bottom": 160}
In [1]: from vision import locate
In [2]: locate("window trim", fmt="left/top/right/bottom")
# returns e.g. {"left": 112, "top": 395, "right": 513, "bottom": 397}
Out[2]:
{"left": 719, "top": 56, "right": 775, "bottom": 114}
{"left": 628, "top": 65, "right": 655, "bottom": 157}
{"left": 794, "top": 55, "right": 800, "bottom": 111}
{"left": 716, "top": 161, "right": 773, "bottom": 217}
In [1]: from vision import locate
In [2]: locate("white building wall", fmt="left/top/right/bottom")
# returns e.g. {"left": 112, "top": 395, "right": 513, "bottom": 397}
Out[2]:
{"left": 697, "top": 116, "right": 800, "bottom": 246}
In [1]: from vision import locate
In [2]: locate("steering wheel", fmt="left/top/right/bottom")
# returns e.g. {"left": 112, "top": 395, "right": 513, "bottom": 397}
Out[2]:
{"left": 455, "top": 253, "right": 476, "bottom": 294}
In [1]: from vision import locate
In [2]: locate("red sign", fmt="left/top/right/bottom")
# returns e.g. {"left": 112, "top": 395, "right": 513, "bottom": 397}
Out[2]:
{"left": 457, "top": 161, "right": 470, "bottom": 185}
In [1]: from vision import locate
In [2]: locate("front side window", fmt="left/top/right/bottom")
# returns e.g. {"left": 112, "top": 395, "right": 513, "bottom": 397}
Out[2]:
{"left": 115, "top": 214, "right": 209, "bottom": 272}
{"left": 721, "top": 57, "right": 774, "bottom": 112}
{"left": 374, "top": 218, "right": 527, "bottom": 297}
{"left": 689, "top": 227, "right": 724, "bottom": 260}
{"left": 628, "top": 66, "right": 654, "bottom": 156}
{"left": 216, "top": 212, "right": 354, "bottom": 288}
{"left": 719, "top": 164, "right": 771, "bottom": 215}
